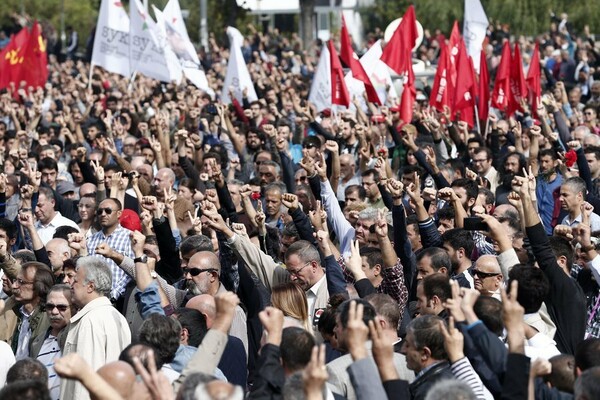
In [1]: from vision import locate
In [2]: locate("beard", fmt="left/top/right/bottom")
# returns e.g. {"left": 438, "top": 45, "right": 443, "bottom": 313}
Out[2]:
{"left": 185, "top": 279, "right": 203, "bottom": 296}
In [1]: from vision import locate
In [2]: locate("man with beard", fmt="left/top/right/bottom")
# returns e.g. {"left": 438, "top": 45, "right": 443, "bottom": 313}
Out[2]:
{"left": 31, "top": 284, "right": 74, "bottom": 399}
{"left": 84, "top": 198, "right": 135, "bottom": 300}
{"left": 536, "top": 149, "right": 563, "bottom": 235}
{"left": 495, "top": 151, "right": 527, "bottom": 205}
{"left": 183, "top": 251, "right": 248, "bottom": 356}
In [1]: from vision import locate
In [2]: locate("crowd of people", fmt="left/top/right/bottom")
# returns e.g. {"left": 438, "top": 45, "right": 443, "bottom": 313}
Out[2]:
{"left": 2, "top": 7, "right": 600, "bottom": 400}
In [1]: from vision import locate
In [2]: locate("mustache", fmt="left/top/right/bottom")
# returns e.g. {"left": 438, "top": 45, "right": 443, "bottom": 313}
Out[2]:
{"left": 49, "top": 316, "right": 64, "bottom": 322}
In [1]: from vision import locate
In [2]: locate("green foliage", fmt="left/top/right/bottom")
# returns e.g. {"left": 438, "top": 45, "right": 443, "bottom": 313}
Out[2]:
{"left": 363, "top": 0, "right": 600, "bottom": 39}
{"left": 0, "top": 0, "right": 252, "bottom": 51}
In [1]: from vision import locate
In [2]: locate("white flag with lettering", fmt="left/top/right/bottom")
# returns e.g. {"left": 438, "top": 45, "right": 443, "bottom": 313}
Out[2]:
{"left": 157, "top": 1, "right": 212, "bottom": 94}
{"left": 91, "top": 0, "right": 131, "bottom": 77}
{"left": 221, "top": 26, "right": 257, "bottom": 104}
{"left": 130, "top": 0, "right": 180, "bottom": 82}
{"left": 464, "top": 0, "right": 489, "bottom": 72}
{"left": 150, "top": 7, "right": 183, "bottom": 84}
{"left": 308, "top": 44, "right": 331, "bottom": 112}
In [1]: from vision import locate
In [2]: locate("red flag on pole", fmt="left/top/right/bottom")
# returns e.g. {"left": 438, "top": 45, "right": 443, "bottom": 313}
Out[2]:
{"left": 478, "top": 49, "right": 490, "bottom": 121}
{"left": 430, "top": 44, "right": 451, "bottom": 112}
{"left": 0, "top": 27, "right": 30, "bottom": 89}
{"left": 447, "top": 21, "right": 461, "bottom": 112}
{"left": 19, "top": 21, "right": 48, "bottom": 89}
{"left": 527, "top": 42, "right": 541, "bottom": 118}
{"left": 454, "top": 39, "right": 475, "bottom": 127}
{"left": 381, "top": 5, "right": 418, "bottom": 122}
{"left": 340, "top": 15, "right": 380, "bottom": 104}
{"left": 491, "top": 41, "right": 511, "bottom": 111}
{"left": 328, "top": 40, "right": 350, "bottom": 108}
{"left": 508, "top": 43, "right": 527, "bottom": 116}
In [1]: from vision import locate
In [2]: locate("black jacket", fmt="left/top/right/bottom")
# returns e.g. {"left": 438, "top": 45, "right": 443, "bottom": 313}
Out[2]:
{"left": 409, "top": 361, "right": 454, "bottom": 400}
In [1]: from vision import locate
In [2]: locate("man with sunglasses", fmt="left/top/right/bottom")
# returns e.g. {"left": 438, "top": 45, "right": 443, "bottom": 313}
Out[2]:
{"left": 472, "top": 255, "right": 503, "bottom": 299}
{"left": 85, "top": 198, "right": 135, "bottom": 300}
{"left": 31, "top": 284, "right": 74, "bottom": 400}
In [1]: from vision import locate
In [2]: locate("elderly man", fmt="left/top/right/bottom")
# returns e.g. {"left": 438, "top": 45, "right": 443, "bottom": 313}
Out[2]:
{"left": 473, "top": 255, "right": 503, "bottom": 299}
{"left": 184, "top": 251, "right": 248, "bottom": 356}
{"left": 34, "top": 187, "right": 79, "bottom": 245}
{"left": 46, "top": 239, "right": 71, "bottom": 279}
{"left": 337, "top": 154, "right": 360, "bottom": 201}
{"left": 31, "top": 284, "right": 74, "bottom": 399}
{"left": 60, "top": 257, "right": 131, "bottom": 400}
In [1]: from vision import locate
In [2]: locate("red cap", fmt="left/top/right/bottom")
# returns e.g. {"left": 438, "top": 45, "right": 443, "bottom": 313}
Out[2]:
{"left": 119, "top": 209, "right": 142, "bottom": 232}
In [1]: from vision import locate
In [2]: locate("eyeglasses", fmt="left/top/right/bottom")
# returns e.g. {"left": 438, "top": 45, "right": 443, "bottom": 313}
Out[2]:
{"left": 15, "top": 278, "right": 34, "bottom": 286}
{"left": 288, "top": 262, "right": 311, "bottom": 276}
{"left": 45, "top": 303, "right": 69, "bottom": 312}
{"left": 473, "top": 269, "right": 501, "bottom": 279}
{"left": 183, "top": 267, "right": 217, "bottom": 277}
{"left": 97, "top": 208, "right": 115, "bottom": 215}
{"left": 302, "top": 143, "right": 317, "bottom": 149}
{"left": 296, "top": 176, "right": 307, "bottom": 182}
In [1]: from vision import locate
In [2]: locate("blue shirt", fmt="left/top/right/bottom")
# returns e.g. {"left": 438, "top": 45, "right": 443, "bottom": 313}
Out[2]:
{"left": 537, "top": 173, "right": 563, "bottom": 235}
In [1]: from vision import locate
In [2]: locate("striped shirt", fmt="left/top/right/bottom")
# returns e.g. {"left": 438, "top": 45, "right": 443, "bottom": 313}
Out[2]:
{"left": 37, "top": 334, "right": 61, "bottom": 400}
{"left": 87, "top": 224, "right": 134, "bottom": 299}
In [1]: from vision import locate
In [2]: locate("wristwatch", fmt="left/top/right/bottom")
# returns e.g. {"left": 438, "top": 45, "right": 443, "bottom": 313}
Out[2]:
{"left": 134, "top": 254, "right": 148, "bottom": 263}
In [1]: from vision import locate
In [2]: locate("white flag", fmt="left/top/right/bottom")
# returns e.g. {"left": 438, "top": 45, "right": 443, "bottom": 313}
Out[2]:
{"left": 157, "top": 1, "right": 212, "bottom": 94}
{"left": 91, "top": 0, "right": 131, "bottom": 77}
{"left": 464, "top": 0, "right": 489, "bottom": 72}
{"left": 345, "top": 40, "right": 397, "bottom": 107}
{"left": 308, "top": 44, "right": 331, "bottom": 112}
{"left": 221, "top": 26, "right": 257, "bottom": 104}
{"left": 130, "top": 0, "right": 180, "bottom": 82}
{"left": 151, "top": 7, "right": 183, "bottom": 84}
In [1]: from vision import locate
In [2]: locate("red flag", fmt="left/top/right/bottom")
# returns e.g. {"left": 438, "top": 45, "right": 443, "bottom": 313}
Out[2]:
{"left": 328, "top": 41, "right": 350, "bottom": 107}
{"left": 381, "top": 5, "right": 418, "bottom": 122}
{"left": 381, "top": 5, "right": 418, "bottom": 76}
{"left": 430, "top": 44, "right": 451, "bottom": 112}
{"left": 340, "top": 16, "right": 380, "bottom": 104}
{"left": 447, "top": 21, "right": 461, "bottom": 112}
{"left": 454, "top": 40, "right": 475, "bottom": 127}
{"left": 19, "top": 21, "right": 48, "bottom": 89}
{"left": 478, "top": 50, "right": 490, "bottom": 121}
{"left": 527, "top": 42, "right": 541, "bottom": 118}
{"left": 508, "top": 44, "right": 527, "bottom": 116}
{"left": 491, "top": 41, "right": 511, "bottom": 111}
{"left": 0, "top": 27, "right": 30, "bottom": 89}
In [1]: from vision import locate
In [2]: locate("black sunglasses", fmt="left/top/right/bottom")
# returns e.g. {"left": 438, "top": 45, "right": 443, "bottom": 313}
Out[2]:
{"left": 97, "top": 207, "right": 114, "bottom": 215}
{"left": 45, "top": 303, "right": 69, "bottom": 312}
{"left": 183, "top": 267, "right": 217, "bottom": 277}
{"left": 473, "top": 269, "right": 501, "bottom": 279}
{"left": 302, "top": 143, "right": 317, "bottom": 149}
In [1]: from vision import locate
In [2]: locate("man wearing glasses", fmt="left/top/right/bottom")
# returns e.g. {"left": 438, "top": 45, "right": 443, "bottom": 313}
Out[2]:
{"left": 31, "top": 284, "right": 74, "bottom": 400}
{"left": 471, "top": 147, "right": 499, "bottom": 192}
{"left": 472, "top": 255, "right": 503, "bottom": 300}
{"left": 183, "top": 251, "right": 248, "bottom": 357}
{"left": 84, "top": 198, "right": 135, "bottom": 300}
{"left": 10, "top": 262, "right": 54, "bottom": 360}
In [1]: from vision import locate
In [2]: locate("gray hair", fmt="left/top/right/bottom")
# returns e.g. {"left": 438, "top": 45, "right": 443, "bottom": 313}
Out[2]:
{"left": 425, "top": 379, "right": 477, "bottom": 400}
{"left": 358, "top": 207, "right": 379, "bottom": 222}
{"left": 574, "top": 366, "right": 600, "bottom": 400}
{"left": 283, "top": 371, "right": 327, "bottom": 400}
{"left": 194, "top": 382, "right": 244, "bottom": 400}
{"left": 285, "top": 240, "right": 320, "bottom": 265}
{"left": 77, "top": 256, "right": 112, "bottom": 296}
{"left": 261, "top": 160, "right": 281, "bottom": 177}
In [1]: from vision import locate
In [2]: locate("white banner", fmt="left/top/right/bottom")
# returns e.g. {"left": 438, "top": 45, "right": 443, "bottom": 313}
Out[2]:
{"left": 221, "top": 26, "right": 258, "bottom": 104}
{"left": 308, "top": 44, "right": 331, "bottom": 112}
{"left": 156, "top": 2, "right": 212, "bottom": 94}
{"left": 91, "top": 0, "right": 131, "bottom": 77}
{"left": 464, "top": 0, "right": 489, "bottom": 73}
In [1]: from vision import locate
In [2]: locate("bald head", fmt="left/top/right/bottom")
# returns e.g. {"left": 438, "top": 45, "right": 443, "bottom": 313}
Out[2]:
{"left": 153, "top": 168, "right": 176, "bottom": 193}
{"left": 475, "top": 255, "right": 501, "bottom": 273}
{"left": 493, "top": 204, "right": 519, "bottom": 220}
{"left": 188, "top": 251, "right": 221, "bottom": 274}
{"left": 46, "top": 238, "right": 71, "bottom": 272}
{"left": 79, "top": 183, "right": 97, "bottom": 198}
{"left": 97, "top": 361, "right": 135, "bottom": 399}
{"left": 186, "top": 294, "right": 216, "bottom": 328}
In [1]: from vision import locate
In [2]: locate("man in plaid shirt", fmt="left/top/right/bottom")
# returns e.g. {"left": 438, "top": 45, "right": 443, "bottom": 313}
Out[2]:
{"left": 86, "top": 198, "right": 134, "bottom": 300}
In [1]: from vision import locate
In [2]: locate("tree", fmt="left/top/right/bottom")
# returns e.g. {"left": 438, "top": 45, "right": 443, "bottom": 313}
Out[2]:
{"left": 299, "top": 0, "right": 315, "bottom": 50}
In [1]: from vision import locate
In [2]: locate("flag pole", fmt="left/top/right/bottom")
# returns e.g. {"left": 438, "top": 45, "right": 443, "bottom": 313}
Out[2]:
{"left": 483, "top": 99, "right": 491, "bottom": 138}
{"left": 474, "top": 104, "right": 481, "bottom": 135}
{"left": 87, "top": 62, "right": 94, "bottom": 91}
{"left": 128, "top": 70, "right": 138, "bottom": 92}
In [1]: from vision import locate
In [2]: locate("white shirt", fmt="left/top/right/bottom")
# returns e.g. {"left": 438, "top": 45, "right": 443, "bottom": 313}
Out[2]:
{"left": 561, "top": 212, "right": 600, "bottom": 233}
{"left": 0, "top": 340, "right": 15, "bottom": 386}
{"left": 35, "top": 212, "right": 80, "bottom": 245}
{"left": 307, "top": 274, "right": 327, "bottom": 324}
{"left": 15, "top": 306, "right": 32, "bottom": 360}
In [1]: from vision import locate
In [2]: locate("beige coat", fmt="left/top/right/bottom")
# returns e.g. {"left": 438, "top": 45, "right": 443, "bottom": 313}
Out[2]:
{"left": 60, "top": 296, "right": 131, "bottom": 400}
